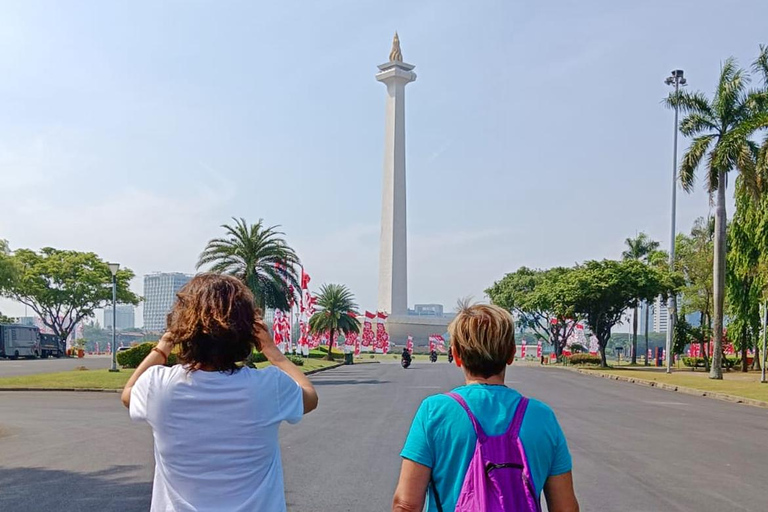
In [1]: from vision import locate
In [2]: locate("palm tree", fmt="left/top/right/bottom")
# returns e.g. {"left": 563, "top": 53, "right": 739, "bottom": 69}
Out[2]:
{"left": 197, "top": 218, "right": 300, "bottom": 311}
{"left": 666, "top": 57, "right": 764, "bottom": 379}
{"left": 622, "top": 233, "right": 660, "bottom": 364}
{"left": 309, "top": 284, "right": 360, "bottom": 361}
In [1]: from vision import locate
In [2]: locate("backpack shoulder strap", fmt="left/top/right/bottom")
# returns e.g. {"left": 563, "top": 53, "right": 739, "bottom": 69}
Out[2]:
{"left": 506, "top": 396, "right": 530, "bottom": 438}
{"left": 445, "top": 392, "right": 487, "bottom": 440}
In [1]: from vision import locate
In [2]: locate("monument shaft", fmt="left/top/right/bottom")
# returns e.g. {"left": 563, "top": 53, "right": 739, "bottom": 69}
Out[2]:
{"left": 376, "top": 35, "right": 415, "bottom": 317}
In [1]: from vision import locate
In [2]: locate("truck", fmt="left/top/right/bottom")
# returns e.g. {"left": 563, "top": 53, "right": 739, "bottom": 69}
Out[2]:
{"left": 0, "top": 324, "right": 41, "bottom": 359}
{"left": 39, "top": 332, "right": 65, "bottom": 358}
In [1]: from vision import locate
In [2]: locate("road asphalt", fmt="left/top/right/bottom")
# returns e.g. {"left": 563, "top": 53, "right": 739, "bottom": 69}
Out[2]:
{"left": 0, "top": 355, "right": 112, "bottom": 377}
{"left": 1, "top": 361, "right": 766, "bottom": 511}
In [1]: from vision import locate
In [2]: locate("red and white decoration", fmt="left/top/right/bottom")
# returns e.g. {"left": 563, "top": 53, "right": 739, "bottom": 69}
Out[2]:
{"left": 406, "top": 335, "right": 413, "bottom": 354}
{"left": 362, "top": 312, "right": 376, "bottom": 352}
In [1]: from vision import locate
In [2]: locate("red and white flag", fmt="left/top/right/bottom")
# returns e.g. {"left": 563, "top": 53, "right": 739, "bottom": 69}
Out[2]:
{"left": 406, "top": 336, "right": 413, "bottom": 354}
{"left": 361, "top": 312, "right": 375, "bottom": 351}
{"left": 536, "top": 341, "right": 542, "bottom": 359}
{"left": 521, "top": 341, "right": 527, "bottom": 359}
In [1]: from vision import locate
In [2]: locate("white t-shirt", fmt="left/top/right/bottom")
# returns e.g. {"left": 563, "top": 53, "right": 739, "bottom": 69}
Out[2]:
{"left": 130, "top": 365, "right": 304, "bottom": 512}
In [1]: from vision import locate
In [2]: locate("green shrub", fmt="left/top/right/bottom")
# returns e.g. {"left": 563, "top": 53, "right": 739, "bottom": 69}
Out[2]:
{"left": 568, "top": 354, "right": 601, "bottom": 365}
{"left": 116, "top": 342, "right": 176, "bottom": 368}
{"left": 683, "top": 357, "right": 706, "bottom": 367}
{"left": 287, "top": 354, "right": 304, "bottom": 366}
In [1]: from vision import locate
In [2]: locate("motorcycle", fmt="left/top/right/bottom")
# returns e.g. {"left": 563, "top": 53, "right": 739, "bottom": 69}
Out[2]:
{"left": 401, "top": 356, "right": 411, "bottom": 369}
{"left": 429, "top": 350, "right": 438, "bottom": 363}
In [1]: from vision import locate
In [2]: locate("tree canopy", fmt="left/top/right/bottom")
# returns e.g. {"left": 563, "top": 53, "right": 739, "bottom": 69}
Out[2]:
{"left": 486, "top": 267, "right": 581, "bottom": 357}
{"left": 197, "top": 217, "right": 300, "bottom": 311}
{"left": 308, "top": 284, "right": 360, "bottom": 361}
{"left": 0, "top": 247, "right": 139, "bottom": 343}
{"left": 562, "top": 260, "right": 681, "bottom": 367}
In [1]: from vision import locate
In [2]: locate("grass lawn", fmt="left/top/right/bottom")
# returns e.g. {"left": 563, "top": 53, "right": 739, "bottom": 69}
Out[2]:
{"left": 0, "top": 359, "right": 341, "bottom": 390}
{"left": 580, "top": 367, "right": 768, "bottom": 402}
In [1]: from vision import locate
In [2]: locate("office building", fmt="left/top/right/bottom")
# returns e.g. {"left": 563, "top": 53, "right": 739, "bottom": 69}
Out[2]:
{"left": 104, "top": 305, "right": 135, "bottom": 331}
{"left": 653, "top": 296, "right": 669, "bottom": 333}
{"left": 143, "top": 272, "right": 192, "bottom": 332}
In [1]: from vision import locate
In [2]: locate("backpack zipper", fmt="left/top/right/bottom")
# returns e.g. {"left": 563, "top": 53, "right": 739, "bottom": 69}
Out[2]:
{"left": 485, "top": 462, "right": 524, "bottom": 474}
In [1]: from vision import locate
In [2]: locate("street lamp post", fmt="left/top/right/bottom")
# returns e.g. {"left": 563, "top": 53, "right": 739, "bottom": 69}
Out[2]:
{"left": 108, "top": 262, "right": 120, "bottom": 372}
{"left": 664, "top": 69, "right": 686, "bottom": 374}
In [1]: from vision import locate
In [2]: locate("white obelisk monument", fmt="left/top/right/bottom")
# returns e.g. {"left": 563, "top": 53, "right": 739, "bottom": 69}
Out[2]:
{"left": 376, "top": 33, "right": 416, "bottom": 317}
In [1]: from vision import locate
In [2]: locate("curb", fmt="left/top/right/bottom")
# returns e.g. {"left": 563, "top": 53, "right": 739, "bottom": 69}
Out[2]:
{"left": 557, "top": 366, "right": 768, "bottom": 409}
{"left": 304, "top": 362, "right": 345, "bottom": 375}
{"left": 0, "top": 361, "right": 349, "bottom": 393}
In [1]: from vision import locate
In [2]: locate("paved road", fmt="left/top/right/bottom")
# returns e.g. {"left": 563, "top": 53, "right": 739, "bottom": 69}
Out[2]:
{"left": 1, "top": 362, "right": 766, "bottom": 511}
{"left": 0, "top": 355, "right": 112, "bottom": 377}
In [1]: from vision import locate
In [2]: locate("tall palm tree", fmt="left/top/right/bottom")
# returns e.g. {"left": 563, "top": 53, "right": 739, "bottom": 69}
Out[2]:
{"left": 309, "top": 284, "right": 360, "bottom": 361}
{"left": 666, "top": 58, "right": 763, "bottom": 379}
{"left": 197, "top": 218, "right": 300, "bottom": 311}
{"left": 622, "top": 233, "right": 660, "bottom": 364}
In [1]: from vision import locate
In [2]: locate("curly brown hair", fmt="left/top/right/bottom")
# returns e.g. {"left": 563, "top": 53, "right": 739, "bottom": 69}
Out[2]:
{"left": 166, "top": 273, "right": 263, "bottom": 373}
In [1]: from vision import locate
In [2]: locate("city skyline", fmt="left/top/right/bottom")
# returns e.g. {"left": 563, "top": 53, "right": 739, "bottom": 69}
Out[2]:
{"left": 2, "top": 1, "right": 767, "bottom": 325}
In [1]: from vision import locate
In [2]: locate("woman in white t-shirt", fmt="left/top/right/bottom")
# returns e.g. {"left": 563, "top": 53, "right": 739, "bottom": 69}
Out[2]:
{"left": 121, "top": 273, "right": 318, "bottom": 512}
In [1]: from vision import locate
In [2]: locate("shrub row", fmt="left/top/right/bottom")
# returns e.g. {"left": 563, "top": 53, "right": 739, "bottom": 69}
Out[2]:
{"left": 568, "top": 353, "right": 602, "bottom": 365}
{"left": 116, "top": 342, "right": 177, "bottom": 369}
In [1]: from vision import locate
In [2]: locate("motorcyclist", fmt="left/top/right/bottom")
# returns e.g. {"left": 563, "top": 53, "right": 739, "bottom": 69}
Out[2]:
{"left": 401, "top": 347, "right": 412, "bottom": 368}
{"left": 429, "top": 350, "right": 437, "bottom": 363}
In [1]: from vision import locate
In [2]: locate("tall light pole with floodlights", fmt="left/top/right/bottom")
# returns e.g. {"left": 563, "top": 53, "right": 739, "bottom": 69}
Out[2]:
{"left": 664, "top": 69, "right": 686, "bottom": 374}
{"left": 108, "top": 262, "right": 120, "bottom": 372}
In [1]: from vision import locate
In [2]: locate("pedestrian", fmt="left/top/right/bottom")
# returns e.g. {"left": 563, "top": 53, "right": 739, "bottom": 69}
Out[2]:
{"left": 121, "top": 273, "right": 318, "bottom": 512}
{"left": 392, "top": 304, "right": 578, "bottom": 512}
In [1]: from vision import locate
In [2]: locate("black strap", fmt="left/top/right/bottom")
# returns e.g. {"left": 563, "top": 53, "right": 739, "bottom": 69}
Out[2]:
{"left": 430, "top": 479, "right": 443, "bottom": 512}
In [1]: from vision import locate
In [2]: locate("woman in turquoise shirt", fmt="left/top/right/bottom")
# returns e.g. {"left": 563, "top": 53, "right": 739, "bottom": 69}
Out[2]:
{"left": 392, "top": 304, "right": 579, "bottom": 512}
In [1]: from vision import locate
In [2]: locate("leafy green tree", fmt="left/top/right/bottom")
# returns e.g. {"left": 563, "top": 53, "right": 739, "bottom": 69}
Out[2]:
{"left": 308, "top": 284, "right": 360, "bottom": 361}
{"left": 486, "top": 267, "right": 581, "bottom": 358}
{"left": 197, "top": 218, "right": 301, "bottom": 311}
{"left": 564, "top": 260, "right": 680, "bottom": 367}
{"left": 0, "top": 248, "right": 139, "bottom": 345}
{"left": 676, "top": 218, "right": 715, "bottom": 371}
{"left": 0, "top": 312, "right": 14, "bottom": 324}
{"left": 622, "top": 233, "right": 660, "bottom": 364}
{"left": 666, "top": 55, "right": 766, "bottom": 379}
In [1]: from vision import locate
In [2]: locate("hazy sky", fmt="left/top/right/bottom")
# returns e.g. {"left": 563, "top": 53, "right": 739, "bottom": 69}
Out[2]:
{"left": 1, "top": 1, "right": 766, "bottom": 326}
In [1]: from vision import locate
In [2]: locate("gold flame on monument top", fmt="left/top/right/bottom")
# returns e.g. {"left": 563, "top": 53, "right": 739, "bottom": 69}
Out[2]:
{"left": 389, "top": 32, "right": 403, "bottom": 62}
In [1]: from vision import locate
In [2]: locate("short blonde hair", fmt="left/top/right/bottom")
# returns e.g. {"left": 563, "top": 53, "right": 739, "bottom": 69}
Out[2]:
{"left": 448, "top": 304, "right": 516, "bottom": 378}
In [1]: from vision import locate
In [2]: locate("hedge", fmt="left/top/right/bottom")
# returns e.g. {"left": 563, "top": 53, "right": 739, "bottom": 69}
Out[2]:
{"left": 116, "top": 342, "right": 177, "bottom": 369}
{"left": 568, "top": 353, "right": 602, "bottom": 365}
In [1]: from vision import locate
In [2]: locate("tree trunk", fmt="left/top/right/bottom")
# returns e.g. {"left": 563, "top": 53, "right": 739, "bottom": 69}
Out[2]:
{"left": 753, "top": 341, "right": 761, "bottom": 371}
{"left": 325, "top": 331, "right": 335, "bottom": 361}
{"left": 631, "top": 305, "right": 638, "bottom": 364}
{"left": 644, "top": 302, "right": 650, "bottom": 366}
{"left": 710, "top": 169, "right": 727, "bottom": 380}
{"left": 741, "top": 327, "right": 748, "bottom": 373}
{"left": 599, "top": 342, "right": 608, "bottom": 368}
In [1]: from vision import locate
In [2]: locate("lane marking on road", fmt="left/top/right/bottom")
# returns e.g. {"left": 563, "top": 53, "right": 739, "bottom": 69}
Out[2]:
{"left": 643, "top": 401, "right": 690, "bottom": 406}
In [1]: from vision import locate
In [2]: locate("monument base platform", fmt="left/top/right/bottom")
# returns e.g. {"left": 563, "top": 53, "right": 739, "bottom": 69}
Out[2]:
{"left": 385, "top": 315, "right": 451, "bottom": 347}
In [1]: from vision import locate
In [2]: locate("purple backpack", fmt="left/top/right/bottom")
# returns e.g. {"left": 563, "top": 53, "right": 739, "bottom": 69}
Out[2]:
{"left": 435, "top": 392, "right": 540, "bottom": 512}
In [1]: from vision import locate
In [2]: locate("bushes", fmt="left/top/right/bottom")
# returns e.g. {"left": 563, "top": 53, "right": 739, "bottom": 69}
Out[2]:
{"left": 116, "top": 342, "right": 178, "bottom": 369}
{"left": 568, "top": 354, "right": 602, "bottom": 365}
{"left": 682, "top": 356, "right": 737, "bottom": 369}
{"left": 287, "top": 354, "right": 304, "bottom": 366}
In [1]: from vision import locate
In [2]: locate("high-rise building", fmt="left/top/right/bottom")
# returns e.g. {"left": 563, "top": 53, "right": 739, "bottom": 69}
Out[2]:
{"left": 104, "top": 305, "right": 135, "bottom": 331}
{"left": 143, "top": 272, "right": 193, "bottom": 332}
{"left": 653, "top": 296, "right": 669, "bottom": 333}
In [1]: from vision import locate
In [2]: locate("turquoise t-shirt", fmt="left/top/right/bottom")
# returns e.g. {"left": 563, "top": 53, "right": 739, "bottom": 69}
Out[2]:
{"left": 400, "top": 385, "right": 572, "bottom": 512}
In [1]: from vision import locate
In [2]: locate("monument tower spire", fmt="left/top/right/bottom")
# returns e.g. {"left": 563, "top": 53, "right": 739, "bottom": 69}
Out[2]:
{"left": 376, "top": 33, "right": 416, "bottom": 317}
